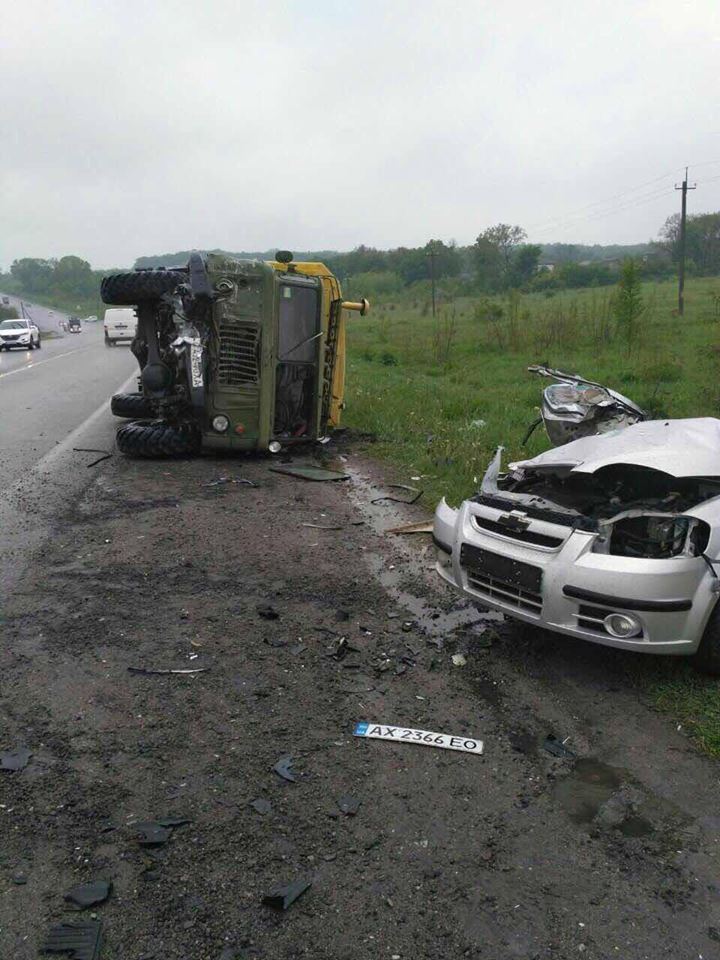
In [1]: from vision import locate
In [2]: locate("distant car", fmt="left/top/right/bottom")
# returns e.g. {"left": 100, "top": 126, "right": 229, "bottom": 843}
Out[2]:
{"left": 83, "top": 315, "right": 98, "bottom": 323}
{"left": 104, "top": 307, "right": 137, "bottom": 346}
{"left": 68, "top": 316, "right": 82, "bottom": 333}
{"left": 1, "top": 296, "right": 9, "bottom": 306}
{"left": 0, "top": 318, "right": 41, "bottom": 350}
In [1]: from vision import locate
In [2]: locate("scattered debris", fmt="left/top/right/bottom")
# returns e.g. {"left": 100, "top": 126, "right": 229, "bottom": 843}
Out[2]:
{"left": 127, "top": 667, "right": 208, "bottom": 676}
{"left": 328, "top": 636, "right": 360, "bottom": 661}
{"left": 73, "top": 447, "right": 113, "bottom": 468}
{"left": 354, "top": 721, "right": 484, "bottom": 755}
{"left": 401, "top": 621, "right": 414, "bottom": 633}
{"left": 270, "top": 465, "right": 349, "bottom": 482}
{"left": 205, "top": 476, "right": 257, "bottom": 487}
{"left": 543, "top": 735, "right": 577, "bottom": 760}
{"left": 257, "top": 604, "right": 280, "bottom": 621}
{"left": 469, "top": 419, "right": 487, "bottom": 429}
{"left": 385, "top": 521, "right": 434, "bottom": 535}
{"left": 42, "top": 921, "right": 102, "bottom": 960}
{"left": 262, "top": 877, "right": 312, "bottom": 910}
{"left": 133, "top": 821, "right": 172, "bottom": 846}
{"left": 12, "top": 873, "right": 27, "bottom": 885}
{"left": 290, "top": 641, "right": 306, "bottom": 655}
{"left": 64, "top": 880, "right": 112, "bottom": 909}
{"left": 302, "top": 522, "right": 343, "bottom": 530}
{"left": 371, "top": 484, "right": 422, "bottom": 505}
{"left": 337, "top": 795, "right": 361, "bottom": 816}
{"left": 156, "top": 817, "right": 192, "bottom": 828}
{"left": 273, "top": 755, "right": 297, "bottom": 783}
{"left": 451, "top": 653, "right": 467, "bottom": 667}
{"left": 251, "top": 798, "right": 273, "bottom": 815}
{"left": 1, "top": 747, "right": 32, "bottom": 771}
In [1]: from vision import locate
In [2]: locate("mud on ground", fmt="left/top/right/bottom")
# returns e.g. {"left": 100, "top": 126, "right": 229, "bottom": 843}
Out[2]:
{"left": 2, "top": 446, "right": 720, "bottom": 959}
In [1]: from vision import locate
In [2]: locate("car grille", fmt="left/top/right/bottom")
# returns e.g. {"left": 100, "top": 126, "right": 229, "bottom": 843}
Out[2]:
{"left": 2, "top": 335, "right": 20, "bottom": 342}
{"left": 466, "top": 571, "right": 543, "bottom": 614}
{"left": 217, "top": 322, "right": 260, "bottom": 387}
{"left": 471, "top": 514, "right": 565, "bottom": 548}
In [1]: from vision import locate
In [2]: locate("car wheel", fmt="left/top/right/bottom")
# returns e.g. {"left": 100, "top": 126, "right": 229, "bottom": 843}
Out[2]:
{"left": 116, "top": 419, "right": 201, "bottom": 458}
{"left": 35, "top": 336, "right": 41, "bottom": 349}
{"left": 28, "top": 340, "right": 34, "bottom": 350}
{"left": 693, "top": 601, "right": 720, "bottom": 675}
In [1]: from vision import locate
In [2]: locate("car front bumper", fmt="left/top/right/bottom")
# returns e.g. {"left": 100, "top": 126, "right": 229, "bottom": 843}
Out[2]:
{"left": 434, "top": 497, "right": 718, "bottom": 654}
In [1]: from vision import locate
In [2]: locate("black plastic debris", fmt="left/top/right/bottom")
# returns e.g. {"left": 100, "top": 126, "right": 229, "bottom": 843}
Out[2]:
{"left": 251, "top": 798, "right": 272, "bottom": 815}
{"left": 64, "top": 880, "right": 112, "bottom": 909}
{"left": 290, "top": 642, "right": 306, "bottom": 656}
{"left": 133, "top": 821, "right": 172, "bottom": 846}
{"left": 157, "top": 817, "right": 192, "bottom": 828}
{"left": 262, "top": 878, "right": 312, "bottom": 910}
{"left": 257, "top": 604, "right": 280, "bottom": 621}
{"left": 42, "top": 920, "right": 102, "bottom": 960}
{"left": 337, "top": 795, "right": 361, "bottom": 816}
{"left": 1, "top": 747, "right": 31, "bottom": 771}
{"left": 12, "top": 873, "right": 27, "bottom": 885}
{"left": 272, "top": 756, "right": 297, "bottom": 783}
{"left": 543, "top": 735, "right": 576, "bottom": 760}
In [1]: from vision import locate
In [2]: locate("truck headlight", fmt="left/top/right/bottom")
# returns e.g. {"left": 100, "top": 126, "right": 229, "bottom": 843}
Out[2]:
{"left": 604, "top": 613, "right": 642, "bottom": 638}
{"left": 212, "top": 415, "right": 229, "bottom": 433}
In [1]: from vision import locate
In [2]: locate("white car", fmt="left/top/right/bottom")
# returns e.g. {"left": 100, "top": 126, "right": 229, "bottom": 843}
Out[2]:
{"left": 104, "top": 307, "right": 137, "bottom": 346}
{"left": 435, "top": 418, "right": 720, "bottom": 673}
{"left": 0, "top": 318, "right": 41, "bottom": 350}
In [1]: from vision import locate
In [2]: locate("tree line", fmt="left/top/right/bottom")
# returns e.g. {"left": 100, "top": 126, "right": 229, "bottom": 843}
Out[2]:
{"left": 5, "top": 210, "right": 720, "bottom": 305}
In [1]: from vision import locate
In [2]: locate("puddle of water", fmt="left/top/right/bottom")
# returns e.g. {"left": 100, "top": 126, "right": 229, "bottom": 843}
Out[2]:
{"left": 553, "top": 758, "right": 654, "bottom": 836}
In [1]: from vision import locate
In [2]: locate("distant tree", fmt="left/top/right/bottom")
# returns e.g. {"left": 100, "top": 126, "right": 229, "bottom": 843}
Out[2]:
{"left": 659, "top": 211, "right": 720, "bottom": 275}
{"left": 613, "top": 259, "right": 644, "bottom": 345}
{"left": 510, "top": 244, "right": 542, "bottom": 287}
{"left": 474, "top": 224, "right": 526, "bottom": 291}
{"left": 10, "top": 258, "right": 55, "bottom": 293}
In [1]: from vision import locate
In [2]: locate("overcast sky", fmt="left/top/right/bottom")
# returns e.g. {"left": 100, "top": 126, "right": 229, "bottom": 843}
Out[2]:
{"left": 2, "top": 0, "right": 720, "bottom": 268}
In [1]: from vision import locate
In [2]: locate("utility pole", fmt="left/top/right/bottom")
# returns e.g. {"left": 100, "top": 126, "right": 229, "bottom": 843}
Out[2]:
{"left": 426, "top": 244, "right": 437, "bottom": 318}
{"left": 675, "top": 166, "right": 696, "bottom": 316}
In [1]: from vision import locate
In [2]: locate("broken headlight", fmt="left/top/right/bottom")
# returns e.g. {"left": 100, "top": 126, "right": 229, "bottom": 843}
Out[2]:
{"left": 606, "top": 515, "right": 710, "bottom": 559}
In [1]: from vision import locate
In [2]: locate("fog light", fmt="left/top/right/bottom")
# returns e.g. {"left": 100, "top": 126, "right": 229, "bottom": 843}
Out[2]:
{"left": 604, "top": 613, "right": 642, "bottom": 638}
{"left": 212, "top": 415, "right": 230, "bottom": 433}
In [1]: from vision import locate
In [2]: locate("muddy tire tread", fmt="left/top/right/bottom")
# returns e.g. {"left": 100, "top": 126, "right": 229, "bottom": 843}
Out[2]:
{"left": 116, "top": 419, "right": 201, "bottom": 458}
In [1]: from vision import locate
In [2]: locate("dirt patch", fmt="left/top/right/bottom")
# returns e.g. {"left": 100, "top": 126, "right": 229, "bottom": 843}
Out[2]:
{"left": 1, "top": 448, "right": 720, "bottom": 958}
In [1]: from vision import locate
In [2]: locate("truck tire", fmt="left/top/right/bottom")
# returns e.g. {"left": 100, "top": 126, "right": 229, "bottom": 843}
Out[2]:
{"left": 693, "top": 602, "right": 720, "bottom": 675}
{"left": 116, "top": 419, "right": 201, "bottom": 458}
{"left": 101, "top": 269, "right": 186, "bottom": 305}
{"left": 111, "top": 392, "right": 156, "bottom": 419}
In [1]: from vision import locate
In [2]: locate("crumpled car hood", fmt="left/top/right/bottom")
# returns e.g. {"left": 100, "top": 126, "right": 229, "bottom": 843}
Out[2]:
{"left": 510, "top": 417, "right": 720, "bottom": 479}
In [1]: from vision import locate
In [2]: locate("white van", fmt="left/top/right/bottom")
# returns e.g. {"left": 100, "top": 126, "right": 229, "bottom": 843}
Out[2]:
{"left": 104, "top": 307, "right": 137, "bottom": 346}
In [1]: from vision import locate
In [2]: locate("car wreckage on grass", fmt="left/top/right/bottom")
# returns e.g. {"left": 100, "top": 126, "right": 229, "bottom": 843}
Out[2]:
{"left": 434, "top": 366, "right": 720, "bottom": 673}
{"left": 101, "top": 252, "right": 368, "bottom": 456}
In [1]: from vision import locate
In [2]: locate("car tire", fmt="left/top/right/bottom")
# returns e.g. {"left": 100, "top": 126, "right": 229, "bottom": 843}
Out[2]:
{"left": 116, "top": 419, "right": 201, "bottom": 458}
{"left": 111, "top": 393, "right": 156, "bottom": 419}
{"left": 101, "top": 269, "right": 187, "bottom": 306}
{"left": 35, "top": 336, "right": 41, "bottom": 349}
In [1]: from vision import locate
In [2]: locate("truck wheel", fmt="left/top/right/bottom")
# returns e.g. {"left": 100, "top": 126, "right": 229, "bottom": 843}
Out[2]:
{"left": 101, "top": 269, "right": 186, "bottom": 306}
{"left": 693, "top": 602, "right": 720, "bottom": 675}
{"left": 116, "top": 419, "right": 201, "bottom": 458}
{"left": 111, "top": 393, "right": 156, "bottom": 419}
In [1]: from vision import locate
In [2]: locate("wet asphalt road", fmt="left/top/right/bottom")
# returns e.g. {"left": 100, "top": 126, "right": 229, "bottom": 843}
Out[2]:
{"left": 0, "top": 319, "right": 136, "bottom": 594}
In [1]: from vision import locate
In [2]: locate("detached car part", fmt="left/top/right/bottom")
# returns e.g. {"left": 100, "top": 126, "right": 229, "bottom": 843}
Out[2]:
{"left": 525, "top": 364, "right": 647, "bottom": 446}
{"left": 434, "top": 418, "right": 720, "bottom": 673}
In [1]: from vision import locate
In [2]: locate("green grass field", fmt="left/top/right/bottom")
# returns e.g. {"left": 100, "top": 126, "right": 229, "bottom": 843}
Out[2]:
{"left": 343, "top": 275, "right": 720, "bottom": 755}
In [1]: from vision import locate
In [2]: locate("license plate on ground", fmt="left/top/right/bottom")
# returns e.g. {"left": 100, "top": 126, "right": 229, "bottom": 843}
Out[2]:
{"left": 354, "top": 722, "right": 483, "bottom": 755}
{"left": 460, "top": 543, "right": 542, "bottom": 593}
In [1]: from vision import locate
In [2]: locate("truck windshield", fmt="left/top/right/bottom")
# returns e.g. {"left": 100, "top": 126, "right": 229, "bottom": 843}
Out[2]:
{"left": 278, "top": 285, "right": 319, "bottom": 361}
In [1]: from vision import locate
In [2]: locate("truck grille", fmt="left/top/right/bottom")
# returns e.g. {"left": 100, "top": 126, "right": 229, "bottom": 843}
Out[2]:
{"left": 217, "top": 323, "right": 260, "bottom": 386}
{"left": 466, "top": 571, "right": 543, "bottom": 614}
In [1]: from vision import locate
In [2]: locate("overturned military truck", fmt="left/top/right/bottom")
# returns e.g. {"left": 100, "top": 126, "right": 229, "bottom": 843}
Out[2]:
{"left": 101, "top": 252, "right": 368, "bottom": 456}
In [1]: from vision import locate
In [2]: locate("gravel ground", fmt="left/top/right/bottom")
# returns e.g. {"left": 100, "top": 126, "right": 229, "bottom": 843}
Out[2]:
{"left": 2, "top": 443, "right": 720, "bottom": 959}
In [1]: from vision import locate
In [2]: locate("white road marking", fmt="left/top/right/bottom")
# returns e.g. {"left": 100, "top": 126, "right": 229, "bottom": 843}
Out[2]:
{"left": 0, "top": 344, "right": 97, "bottom": 380}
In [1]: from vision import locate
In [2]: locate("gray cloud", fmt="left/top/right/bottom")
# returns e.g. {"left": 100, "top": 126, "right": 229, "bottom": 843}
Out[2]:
{"left": 2, "top": 0, "right": 720, "bottom": 267}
